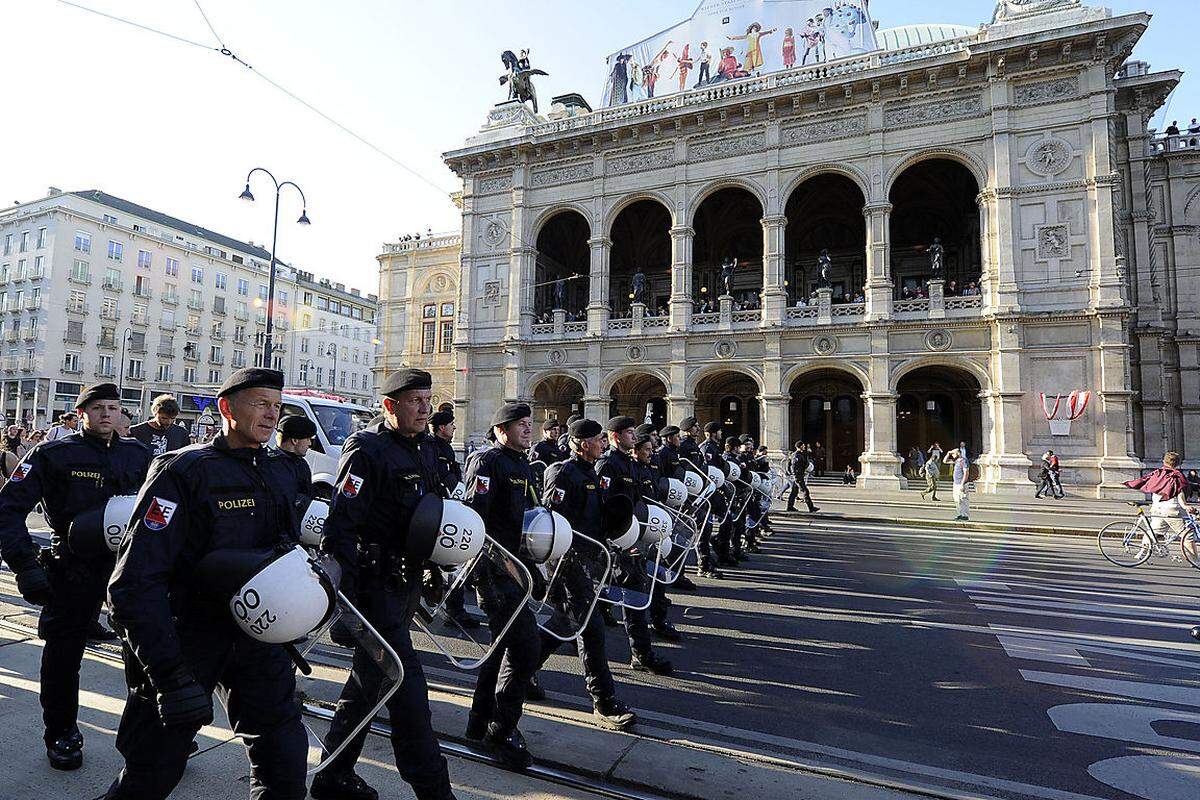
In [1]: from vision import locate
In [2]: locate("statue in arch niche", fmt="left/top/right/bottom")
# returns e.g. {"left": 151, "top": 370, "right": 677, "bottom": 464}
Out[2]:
{"left": 631, "top": 270, "right": 648, "bottom": 305}
{"left": 720, "top": 257, "right": 738, "bottom": 296}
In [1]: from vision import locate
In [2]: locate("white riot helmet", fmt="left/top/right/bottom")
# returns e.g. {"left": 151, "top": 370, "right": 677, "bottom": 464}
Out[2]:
{"left": 725, "top": 461, "right": 742, "bottom": 482}
{"left": 656, "top": 533, "right": 673, "bottom": 562}
{"left": 68, "top": 494, "right": 139, "bottom": 557}
{"left": 636, "top": 501, "right": 674, "bottom": 547}
{"left": 749, "top": 471, "right": 763, "bottom": 491}
{"left": 521, "top": 507, "right": 573, "bottom": 564}
{"left": 604, "top": 495, "right": 640, "bottom": 551}
{"left": 658, "top": 478, "right": 687, "bottom": 509}
{"left": 682, "top": 470, "right": 705, "bottom": 497}
{"left": 449, "top": 481, "right": 467, "bottom": 501}
{"left": 706, "top": 465, "right": 726, "bottom": 490}
{"left": 409, "top": 494, "right": 487, "bottom": 567}
{"left": 196, "top": 545, "right": 338, "bottom": 644}
{"left": 299, "top": 498, "right": 330, "bottom": 548}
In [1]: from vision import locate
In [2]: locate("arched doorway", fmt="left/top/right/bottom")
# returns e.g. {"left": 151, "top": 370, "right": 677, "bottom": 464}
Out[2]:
{"left": 535, "top": 211, "right": 590, "bottom": 321}
{"left": 788, "top": 369, "right": 865, "bottom": 472}
{"left": 896, "top": 365, "right": 984, "bottom": 464}
{"left": 695, "top": 371, "right": 761, "bottom": 441}
{"left": 532, "top": 375, "right": 584, "bottom": 424}
{"left": 692, "top": 187, "right": 764, "bottom": 311}
{"left": 609, "top": 200, "right": 672, "bottom": 318}
{"left": 609, "top": 373, "right": 668, "bottom": 428}
{"left": 889, "top": 159, "right": 982, "bottom": 299}
{"left": 785, "top": 174, "right": 866, "bottom": 305}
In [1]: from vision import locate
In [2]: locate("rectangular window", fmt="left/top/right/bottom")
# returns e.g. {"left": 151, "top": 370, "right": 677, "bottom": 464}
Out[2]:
{"left": 191, "top": 266, "right": 203, "bottom": 284}
{"left": 103, "top": 214, "right": 118, "bottom": 225}
{"left": 215, "top": 272, "right": 227, "bottom": 290}
{"left": 69, "top": 290, "right": 86, "bottom": 312}
{"left": 165, "top": 256, "right": 179, "bottom": 276}
{"left": 63, "top": 352, "right": 80, "bottom": 372}
{"left": 15, "top": 259, "right": 26, "bottom": 280}
{"left": 129, "top": 331, "right": 145, "bottom": 351}
{"left": 234, "top": 324, "right": 246, "bottom": 343}
{"left": 209, "top": 345, "right": 222, "bottom": 362}
{"left": 441, "top": 302, "right": 455, "bottom": 317}
{"left": 439, "top": 321, "right": 453, "bottom": 353}
{"left": 137, "top": 249, "right": 152, "bottom": 270}
{"left": 98, "top": 354, "right": 114, "bottom": 376}
{"left": 317, "top": 297, "right": 327, "bottom": 311}
{"left": 232, "top": 350, "right": 245, "bottom": 368}
{"left": 189, "top": 289, "right": 202, "bottom": 309}
{"left": 101, "top": 297, "right": 119, "bottom": 318}
{"left": 279, "top": 290, "right": 288, "bottom": 307}
{"left": 163, "top": 283, "right": 178, "bottom": 303}
{"left": 235, "top": 300, "right": 247, "bottom": 319}
{"left": 208, "top": 368, "right": 221, "bottom": 383}
{"left": 300, "top": 337, "right": 309, "bottom": 354}
{"left": 423, "top": 304, "right": 436, "bottom": 319}
{"left": 213, "top": 295, "right": 226, "bottom": 315}
{"left": 299, "top": 362, "right": 309, "bottom": 383}
{"left": 107, "top": 240, "right": 123, "bottom": 261}
{"left": 19, "top": 231, "right": 29, "bottom": 252}
{"left": 351, "top": 373, "right": 358, "bottom": 390}
{"left": 161, "top": 308, "right": 175, "bottom": 328}
{"left": 316, "top": 367, "right": 324, "bottom": 385}
{"left": 186, "top": 314, "right": 200, "bottom": 333}
{"left": 3, "top": 234, "right": 10, "bottom": 255}
{"left": 237, "top": 278, "right": 249, "bottom": 295}
{"left": 340, "top": 370, "right": 347, "bottom": 388}
{"left": 128, "top": 358, "right": 144, "bottom": 379}
{"left": 303, "top": 291, "right": 313, "bottom": 306}
{"left": 104, "top": 266, "right": 121, "bottom": 289}
{"left": 32, "top": 255, "right": 43, "bottom": 277}
{"left": 183, "top": 366, "right": 196, "bottom": 383}
{"left": 258, "top": 285, "right": 268, "bottom": 302}
{"left": 422, "top": 322, "right": 436, "bottom": 354}
{"left": 329, "top": 300, "right": 341, "bottom": 314}
{"left": 36, "top": 227, "right": 46, "bottom": 248}
{"left": 211, "top": 321, "right": 223, "bottom": 338}
{"left": 25, "top": 317, "right": 38, "bottom": 338}
{"left": 132, "top": 303, "right": 148, "bottom": 324}
{"left": 71, "top": 259, "right": 90, "bottom": 282}
{"left": 157, "top": 363, "right": 172, "bottom": 382}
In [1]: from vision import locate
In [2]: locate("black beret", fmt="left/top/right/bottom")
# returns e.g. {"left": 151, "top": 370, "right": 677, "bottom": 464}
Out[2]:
{"left": 543, "top": 418, "right": 561, "bottom": 431}
{"left": 566, "top": 414, "right": 582, "bottom": 425}
{"left": 704, "top": 421, "right": 723, "bottom": 434}
{"left": 606, "top": 416, "right": 637, "bottom": 433}
{"left": 430, "top": 410, "right": 454, "bottom": 428}
{"left": 380, "top": 368, "right": 433, "bottom": 398}
{"left": 634, "top": 423, "right": 655, "bottom": 436}
{"left": 568, "top": 418, "right": 602, "bottom": 438}
{"left": 724, "top": 437, "right": 738, "bottom": 448}
{"left": 218, "top": 368, "right": 284, "bottom": 399}
{"left": 75, "top": 382, "right": 120, "bottom": 409}
{"left": 659, "top": 425, "right": 680, "bottom": 438}
{"left": 491, "top": 403, "right": 532, "bottom": 428}
{"left": 634, "top": 433, "right": 653, "bottom": 447}
{"left": 679, "top": 416, "right": 698, "bottom": 431}
{"left": 279, "top": 414, "right": 317, "bottom": 440}
{"left": 739, "top": 434, "right": 755, "bottom": 444}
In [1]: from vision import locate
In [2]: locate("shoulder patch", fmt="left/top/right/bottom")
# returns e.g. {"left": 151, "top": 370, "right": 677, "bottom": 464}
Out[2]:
{"left": 144, "top": 497, "right": 178, "bottom": 530}
{"left": 599, "top": 476, "right": 611, "bottom": 491}
{"left": 552, "top": 486, "right": 566, "bottom": 504}
{"left": 9, "top": 462, "right": 31, "bottom": 482}
{"left": 341, "top": 473, "right": 364, "bottom": 498}
{"left": 474, "top": 475, "right": 490, "bottom": 495}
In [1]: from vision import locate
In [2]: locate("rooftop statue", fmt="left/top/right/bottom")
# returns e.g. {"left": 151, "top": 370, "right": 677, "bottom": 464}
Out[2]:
{"left": 991, "top": 0, "right": 1079, "bottom": 24}
{"left": 500, "top": 49, "right": 549, "bottom": 114}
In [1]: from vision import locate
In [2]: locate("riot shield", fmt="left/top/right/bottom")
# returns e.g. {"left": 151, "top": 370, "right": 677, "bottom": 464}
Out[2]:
{"left": 597, "top": 500, "right": 664, "bottom": 612}
{"left": 525, "top": 509, "right": 613, "bottom": 642}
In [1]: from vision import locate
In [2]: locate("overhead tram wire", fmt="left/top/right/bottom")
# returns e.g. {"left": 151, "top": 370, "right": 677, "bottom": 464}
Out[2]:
{"left": 55, "top": 0, "right": 590, "bottom": 278}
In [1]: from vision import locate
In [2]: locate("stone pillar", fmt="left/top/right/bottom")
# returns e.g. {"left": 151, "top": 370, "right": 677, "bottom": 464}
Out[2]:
{"left": 863, "top": 202, "right": 893, "bottom": 322}
{"left": 928, "top": 279, "right": 945, "bottom": 319}
{"left": 976, "top": 193, "right": 998, "bottom": 314}
{"left": 1096, "top": 311, "right": 1144, "bottom": 494}
{"left": 507, "top": 246, "right": 535, "bottom": 339}
{"left": 816, "top": 287, "right": 833, "bottom": 325}
{"left": 761, "top": 394, "right": 789, "bottom": 459}
{"left": 859, "top": 392, "right": 904, "bottom": 491}
{"left": 977, "top": 319, "right": 1033, "bottom": 493}
{"left": 631, "top": 302, "right": 645, "bottom": 336}
{"left": 583, "top": 394, "right": 610, "bottom": 424}
{"left": 719, "top": 294, "right": 733, "bottom": 331}
{"left": 667, "top": 395, "right": 695, "bottom": 427}
{"left": 552, "top": 308, "right": 565, "bottom": 334}
{"left": 587, "top": 236, "right": 611, "bottom": 336}
{"left": 669, "top": 225, "right": 694, "bottom": 331}
{"left": 761, "top": 215, "right": 788, "bottom": 327}
{"left": 1178, "top": 338, "right": 1200, "bottom": 462}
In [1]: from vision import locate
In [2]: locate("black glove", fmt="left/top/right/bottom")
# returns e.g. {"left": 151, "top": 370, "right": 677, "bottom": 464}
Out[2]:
{"left": 154, "top": 665, "right": 213, "bottom": 730}
{"left": 421, "top": 567, "right": 445, "bottom": 608}
{"left": 11, "top": 555, "right": 53, "bottom": 606}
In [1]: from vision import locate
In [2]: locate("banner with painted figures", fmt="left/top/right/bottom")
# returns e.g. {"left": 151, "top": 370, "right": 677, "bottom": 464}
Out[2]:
{"left": 601, "top": 0, "right": 878, "bottom": 107}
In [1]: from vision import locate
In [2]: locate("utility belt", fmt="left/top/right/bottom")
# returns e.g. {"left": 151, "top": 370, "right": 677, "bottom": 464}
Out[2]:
{"left": 357, "top": 542, "right": 414, "bottom": 593}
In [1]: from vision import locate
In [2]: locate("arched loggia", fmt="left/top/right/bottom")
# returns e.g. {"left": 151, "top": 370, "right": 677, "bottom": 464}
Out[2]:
{"left": 784, "top": 174, "right": 867, "bottom": 305}
{"left": 534, "top": 210, "right": 590, "bottom": 320}
{"left": 609, "top": 199, "right": 672, "bottom": 318}
{"left": 691, "top": 188, "right": 765, "bottom": 312}
{"left": 889, "top": 159, "right": 982, "bottom": 300}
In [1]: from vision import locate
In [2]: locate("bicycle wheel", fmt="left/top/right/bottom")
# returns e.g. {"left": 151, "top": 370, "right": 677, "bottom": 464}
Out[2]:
{"left": 1182, "top": 527, "right": 1200, "bottom": 570}
{"left": 1097, "top": 520, "right": 1154, "bottom": 567}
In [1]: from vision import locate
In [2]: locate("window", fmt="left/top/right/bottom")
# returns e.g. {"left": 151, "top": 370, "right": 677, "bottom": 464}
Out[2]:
{"left": 128, "top": 358, "right": 144, "bottom": 379}
{"left": 183, "top": 366, "right": 196, "bottom": 383}
{"left": 213, "top": 295, "right": 226, "bottom": 315}
{"left": 186, "top": 314, "right": 200, "bottom": 333}
{"left": 441, "top": 302, "right": 455, "bottom": 317}
{"left": 211, "top": 321, "right": 223, "bottom": 338}
{"left": 15, "top": 260, "right": 25, "bottom": 280}
{"left": 165, "top": 256, "right": 178, "bottom": 276}
{"left": 272, "top": 355, "right": 284, "bottom": 372}
{"left": 101, "top": 297, "right": 119, "bottom": 318}
{"left": 278, "top": 290, "right": 288, "bottom": 307}
{"left": 32, "top": 255, "right": 43, "bottom": 277}
{"left": 63, "top": 352, "right": 80, "bottom": 372}
{"left": 189, "top": 289, "right": 202, "bottom": 309}
{"left": 258, "top": 285, "right": 268, "bottom": 302}
{"left": 301, "top": 313, "right": 311, "bottom": 329}
{"left": 163, "top": 283, "right": 178, "bottom": 303}
{"left": 317, "top": 297, "right": 327, "bottom": 311}
{"left": 99, "top": 326, "right": 116, "bottom": 348}
{"left": 191, "top": 266, "right": 203, "bottom": 284}
{"left": 235, "top": 300, "right": 247, "bottom": 319}
{"left": 2, "top": 234, "right": 10, "bottom": 255}
{"left": 232, "top": 350, "right": 245, "bottom": 368}
{"left": 215, "top": 272, "right": 227, "bottom": 290}
{"left": 329, "top": 300, "right": 341, "bottom": 315}
{"left": 299, "top": 361, "right": 309, "bottom": 383}
{"left": 107, "top": 240, "right": 123, "bottom": 261}
{"left": 208, "top": 368, "right": 221, "bottom": 383}
{"left": 134, "top": 275, "right": 148, "bottom": 296}
{"left": 69, "top": 290, "right": 86, "bottom": 312}
{"left": 66, "top": 320, "right": 84, "bottom": 343}
{"left": 104, "top": 266, "right": 121, "bottom": 289}
{"left": 70, "top": 259, "right": 89, "bottom": 283}
{"left": 25, "top": 316, "right": 38, "bottom": 338}
{"left": 234, "top": 324, "right": 246, "bottom": 343}
{"left": 19, "top": 231, "right": 29, "bottom": 252}
{"left": 340, "top": 370, "right": 347, "bottom": 388}
{"left": 98, "top": 354, "right": 114, "bottom": 376}
{"left": 423, "top": 304, "right": 436, "bottom": 319}
{"left": 36, "top": 227, "right": 46, "bottom": 248}
{"left": 351, "top": 306, "right": 363, "bottom": 320}
{"left": 422, "top": 322, "right": 436, "bottom": 354}
{"left": 439, "top": 320, "right": 453, "bottom": 353}
{"left": 137, "top": 249, "right": 152, "bottom": 270}
{"left": 132, "top": 303, "right": 148, "bottom": 324}
{"left": 157, "top": 364, "right": 172, "bottom": 382}
{"left": 103, "top": 214, "right": 118, "bottom": 224}
{"left": 209, "top": 345, "right": 223, "bottom": 363}
{"left": 237, "top": 278, "right": 248, "bottom": 295}
{"left": 351, "top": 374, "right": 358, "bottom": 390}
{"left": 316, "top": 367, "right": 324, "bottom": 385}
{"left": 300, "top": 337, "right": 309, "bottom": 354}
{"left": 254, "top": 352, "right": 264, "bottom": 368}
{"left": 303, "top": 291, "right": 313, "bottom": 306}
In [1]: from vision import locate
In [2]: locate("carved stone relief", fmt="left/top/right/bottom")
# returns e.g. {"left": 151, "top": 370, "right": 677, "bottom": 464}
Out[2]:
{"left": 714, "top": 340, "right": 738, "bottom": 359}
{"left": 607, "top": 148, "right": 674, "bottom": 175}
{"left": 884, "top": 95, "right": 983, "bottom": 128}
{"left": 1035, "top": 224, "right": 1070, "bottom": 261}
{"left": 812, "top": 335, "right": 839, "bottom": 356}
{"left": 783, "top": 116, "right": 866, "bottom": 144}
{"left": 1014, "top": 76, "right": 1080, "bottom": 106}
{"left": 924, "top": 330, "right": 953, "bottom": 352}
{"left": 689, "top": 130, "right": 767, "bottom": 162}
{"left": 531, "top": 160, "right": 594, "bottom": 187}
{"left": 478, "top": 173, "right": 512, "bottom": 194}
{"left": 1024, "top": 137, "right": 1074, "bottom": 177}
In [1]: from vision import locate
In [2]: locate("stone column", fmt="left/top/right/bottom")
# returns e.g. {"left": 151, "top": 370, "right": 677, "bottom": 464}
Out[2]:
{"left": 719, "top": 294, "right": 733, "bottom": 331}
{"left": 507, "top": 246, "right": 535, "bottom": 339}
{"left": 761, "top": 215, "right": 788, "bottom": 327}
{"left": 583, "top": 394, "right": 610, "bottom": 424}
{"left": 1178, "top": 338, "right": 1200, "bottom": 462}
{"left": 631, "top": 302, "right": 645, "bottom": 336}
{"left": 669, "top": 225, "right": 694, "bottom": 331}
{"left": 552, "top": 308, "right": 565, "bottom": 335}
{"left": 928, "top": 279, "right": 945, "bottom": 319}
{"left": 977, "top": 319, "right": 1033, "bottom": 493}
{"left": 587, "top": 236, "right": 611, "bottom": 336}
{"left": 863, "top": 202, "right": 893, "bottom": 322}
{"left": 667, "top": 395, "right": 695, "bottom": 427}
{"left": 816, "top": 287, "right": 833, "bottom": 326}
{"left": 859, "top": 392, "right": 904, "bottom": 491}
{"left": 761, "top": 394, "right": 789, "bottom": 459}
{"left": 976, "top": 193, "right": 998, "bottom": 314}
{"left": 1096, "top": 311, "right": 1144, "bottom": 494}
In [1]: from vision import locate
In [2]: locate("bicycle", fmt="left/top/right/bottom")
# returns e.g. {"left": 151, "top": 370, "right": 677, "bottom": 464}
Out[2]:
{"left": 1097, "top": 501, "right": 1200, "bottom": 568}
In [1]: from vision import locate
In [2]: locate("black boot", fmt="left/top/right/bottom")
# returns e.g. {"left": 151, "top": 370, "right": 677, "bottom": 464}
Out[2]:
{"left": 465, "top": 711, "right": 491, "bottom": 741}
{"left": 45, "top": 728, "right": 83, "bottom": 771}
{"left": 310, "top": 769, "right": 379, "bottom": 800}
{"left": 652, "top": 621, "right": 682, "bottom": 641}
{"left": 87, "top": 618, "right": 118, "bottom": 642}
{"left": 593, "top": 697, "right": 638, "bottom": 731}
{"left": 600, "top": 606, "right": 619, "bottom": 627}
{"left": 1191, "top": 626, "right": 1200, "bottom": 642}
{"left": 526, "top": 674, "right": 546, "bottom": 701}
{"left": 673, "top": 574, "right": 697, "bottom": 591}
{"left": 484, "top": 724, "right": 533, "bottom": 770}
{"left": 698, "top": 565, "right": 723, "bottom": 579}
{"left": 631, "top": 651, "right": 673, "bottom": 676}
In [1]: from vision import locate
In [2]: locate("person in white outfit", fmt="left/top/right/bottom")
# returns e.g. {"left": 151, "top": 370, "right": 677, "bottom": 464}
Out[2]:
{"left": 944, "top": 448, "right": 970, "bottom": 521}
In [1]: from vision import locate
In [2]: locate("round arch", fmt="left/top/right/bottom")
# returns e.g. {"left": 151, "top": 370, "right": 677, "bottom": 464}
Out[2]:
{"left": 526, "top": 368, "right": 590, "bottom": 398}
{"left": 787, "top": 366, "right": 867, "bottom": 473}
{"left": 693, "top": 368, "right": 764, "bottom": 442}
{"left": 531, "top": 204, "right": 594, "bottom": 240}
{"left": 781, "top": 359, "right": 870, "bottom": 395}
{"left": 884, "top": 147, "right": 988, "bottom": 198}
{"left": 889, "top": 355, "right": 991, "bottom": 394}
{"left": 685, "top": 362, "right": 765, "bottom": 396}
{"left": 1183, "top": 183, "right": 1200, "bottom": 220}
{"left": 686, "top": 177, "right": 769, "bottom": 225}
{"left": 782, "top": 164, "right": 872, "bottom": 204}
{"left": 603, "top": 191, "right": 676, "bottom": 234}
{"left": 608, "top": 371, "right": 670, "bottom": 428}
{"left": 535, "top": 209, "right": 591, "bottom": 318}
{"left": 600, "top": 365, "right": 671, "bottom": 396}
{"left": 894, "top": 361, "right": 987, "bottom": 468}
{"left": 529, "top": 372, "right": 587, "bottom": 424}
{"left": 414, "top": 270, "right": 458, "bottom": 298}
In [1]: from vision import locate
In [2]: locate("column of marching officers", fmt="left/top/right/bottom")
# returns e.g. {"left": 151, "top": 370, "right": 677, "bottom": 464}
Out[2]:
{"left": 0, "top": 367, "right": 777, "bottom": 800}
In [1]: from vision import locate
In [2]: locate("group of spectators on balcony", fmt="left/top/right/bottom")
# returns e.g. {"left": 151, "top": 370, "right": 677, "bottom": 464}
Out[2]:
{"left": 610, "top": 303, "right": 670, "bottom": 320}
{"left": 899, "top": 280, "right": 981, "bottom": 301}
{"left": 693, "top": 292, "right": 763, "bottom": 314}
{"left": 1164, "top": 119, "right": 1200, "bottom": 136}
{"left": 535, "top": 309, "right": 584, "bottom": 324}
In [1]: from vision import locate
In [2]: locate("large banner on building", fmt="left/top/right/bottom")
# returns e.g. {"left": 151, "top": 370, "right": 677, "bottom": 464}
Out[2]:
{"left": 601, "top": 0, "right": 877, "bottom": 107}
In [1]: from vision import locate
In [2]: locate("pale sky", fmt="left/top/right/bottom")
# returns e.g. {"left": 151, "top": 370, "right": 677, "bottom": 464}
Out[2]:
{"left": 3, "top": 1, "right": 1194, "bottom": 293}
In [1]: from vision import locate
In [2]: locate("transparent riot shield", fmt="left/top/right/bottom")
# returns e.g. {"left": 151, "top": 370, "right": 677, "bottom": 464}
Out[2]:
{"left": 598, "top": 501, "right": 665, "bottom": 612}
{"left": 528, "top": 529, "right": 613, "bottom": 642}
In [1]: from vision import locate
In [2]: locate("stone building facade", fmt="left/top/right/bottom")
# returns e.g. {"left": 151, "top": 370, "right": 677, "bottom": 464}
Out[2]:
{"left": 420, "top": 1, "right": 1194, "bottom": 497}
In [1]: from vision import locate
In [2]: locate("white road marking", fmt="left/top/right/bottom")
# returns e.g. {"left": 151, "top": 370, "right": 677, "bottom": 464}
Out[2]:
{"left": 1020, "top": 670, "right": 1200, "bottom": 709}
{"left": 1087, "top": 754, "right": 1200, "bottom": 800}
{"left": 996, "top": 636, "right": 1090, "bottom": 666}
{"left": 1049, "top": 703, "right": 1200, "bottom": 754}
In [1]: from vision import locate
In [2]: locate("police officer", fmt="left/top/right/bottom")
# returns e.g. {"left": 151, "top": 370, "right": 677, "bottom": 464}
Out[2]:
{"left": 786, "top": 441, "right": 819, "bottom": 514}
{"left": 723, "top": 436, "right": 748, "bottom": 564}
{"left": 529, "top": 418, "right": 564, "bottom": 466}
{"left": 0, "top": 383, "right": 151, "bottom": 770}
{"left": 678, "top": 416, "right": 703, "bottom": 477}
{"left": 597, "top": 416, "right": 673, "bottom": 676}
{"left": 537, "top": 418, "right": 637, "bottom": 730}
{"left": 655, "top": 425, "right": 684, "bottom": 481}
{"left": 697, "top": 421, "right": 730, "bottom": 578}
{"left": 313, "top": 368, "right": 456, "bottom": 800}
{"left": 738, "top": 435, "right": 765, "bottom": 554}
{"left": 427, "top": 409, "right": 477, "bottom": 631}
{"left": 104, "top": 369, "right": 310, "bottom": 798}
{"left": 463, "top": 402, "right": 543, "bottom": 769}
{"left": 633, "top": 433, "right": 682, "bottom": 639}
{"left": 276, "top": 414, "right": 316, "bottom": 511}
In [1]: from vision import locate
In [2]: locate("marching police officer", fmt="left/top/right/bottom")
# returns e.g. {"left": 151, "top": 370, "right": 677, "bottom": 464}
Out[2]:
{"left": 0, "top": 382, "right": 151, "bottom": 770}
{"left": 654, "top": 425, "right": 683, "bottom": 481}
{"left": 596, "top": 416, "right": 673, "bottom": 676}
{"left": 463, "top": 402, "right": 543, "bottom": 769}
{"left": 723, "top": 437, "right": 748, "bottom": 564}
{"left": 633, "top": 433, "right": 682, "bottom": 640}
{"left": 529, "top": 418, "right": 564, "bottom": 466}
{"left": 276, "top": 413, "right": 316, "bottom": 511}
{"left": 537, "top": 418, "right": 638, "bottom": 730}
{"left": 678, "top": 416, "right": 703, "bottom": 476}
{"left": 104, "top": 369, "right": 310, "bottom": 798}
{"left": 314, "top": 368, "right": 456, "bottom": 800}
{"left": 697, "top": 421, "right": 730, "bottom": 578}
{"left": 737, "top": 435, "right": 765, "bottom": 553}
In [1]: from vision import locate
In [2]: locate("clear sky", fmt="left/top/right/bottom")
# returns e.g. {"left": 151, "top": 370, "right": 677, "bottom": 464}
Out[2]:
{"left": 3, "top": 1, "right": 1194, "bottom": 292}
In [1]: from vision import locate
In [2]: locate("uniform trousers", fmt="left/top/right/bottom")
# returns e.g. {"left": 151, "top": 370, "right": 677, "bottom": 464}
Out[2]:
{"left": 535, "top": 556, "right": 616, "bottom": 703}
{"left": 469, "top": 569, "right": 541, "bottom": 736}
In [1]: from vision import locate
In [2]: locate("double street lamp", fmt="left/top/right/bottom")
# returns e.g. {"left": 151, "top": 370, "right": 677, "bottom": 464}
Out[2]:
{"left": 238, "top": 168, "right": 310, "bottom": 368}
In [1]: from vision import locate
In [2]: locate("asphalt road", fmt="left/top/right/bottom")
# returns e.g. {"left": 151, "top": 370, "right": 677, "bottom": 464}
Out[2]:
{"left": 429, "top": 516, "right": 1200, "bottom": 800}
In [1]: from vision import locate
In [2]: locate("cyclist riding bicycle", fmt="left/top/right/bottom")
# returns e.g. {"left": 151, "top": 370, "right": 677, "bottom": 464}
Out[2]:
{"left": 1123, "top": 451, "right": 1191, "bottom": 544}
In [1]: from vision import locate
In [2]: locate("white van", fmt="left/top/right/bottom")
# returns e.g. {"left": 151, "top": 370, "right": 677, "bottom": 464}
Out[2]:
{"left": 278, "top": 391, "right": 375, "bottom": 499}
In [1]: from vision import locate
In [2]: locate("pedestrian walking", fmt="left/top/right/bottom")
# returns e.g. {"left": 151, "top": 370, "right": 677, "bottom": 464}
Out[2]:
{"left": 944, "top": 448, "right": 970, "bottom": 521}
{"left": 919, "top": 455, "right": 940, "bottom": 501}
{"left": 928, "top": 442, "right": 944, "bottom": 466}
{"left": 1035, "top": 450, "right": 1065, "bottom": 499}
{"left": 812, "top": 441, "right": 825, "bottom": 477}
{"left": 45, "top": 411, "right": 79, "bottom": 441}
{"left": 785, "top": 441, "right": 818, "bottom": 513}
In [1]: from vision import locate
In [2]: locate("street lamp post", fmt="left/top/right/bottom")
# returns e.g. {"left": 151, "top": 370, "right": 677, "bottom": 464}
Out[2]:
{"left": 327, "top": 344, "right": 339, "bottom": 395}
{"left": 238, "top": 168, "right": 310, "bottom": 370}
{"left": 118, "top": 328, "right": 134, "bottom": 394}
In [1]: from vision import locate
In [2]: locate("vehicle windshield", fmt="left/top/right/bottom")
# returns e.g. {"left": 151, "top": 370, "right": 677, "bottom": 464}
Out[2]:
{"left": 310, "top": 404, "right": 374, "bottom": 446}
